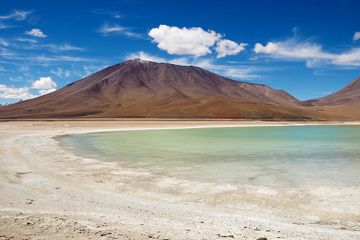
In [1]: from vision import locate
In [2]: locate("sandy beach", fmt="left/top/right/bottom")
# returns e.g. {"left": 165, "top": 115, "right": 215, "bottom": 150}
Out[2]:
{"left": 0, "top": 119, "right": 359, "bottom": 240}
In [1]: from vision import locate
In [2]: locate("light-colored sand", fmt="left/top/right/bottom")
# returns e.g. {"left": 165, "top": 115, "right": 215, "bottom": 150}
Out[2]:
{"left": 0, "top": 119, "right": 359, "bottom": 240}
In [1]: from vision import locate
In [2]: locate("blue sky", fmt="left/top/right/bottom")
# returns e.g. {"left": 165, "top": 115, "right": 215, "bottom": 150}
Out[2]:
{"left": 1, "top": 0, "right": 360, "bottom": 104}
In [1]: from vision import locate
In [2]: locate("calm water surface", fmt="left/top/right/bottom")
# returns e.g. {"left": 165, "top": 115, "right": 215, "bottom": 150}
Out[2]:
{"left": 61, "top": 125, "right": 360, "bottom": 186}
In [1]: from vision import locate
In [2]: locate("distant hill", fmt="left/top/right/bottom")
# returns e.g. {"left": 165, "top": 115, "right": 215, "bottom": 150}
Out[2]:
{"left": 0, "top": 59, "right": 346, "bottom": 120}
{"left": 306, "top": 76, "right": 360, "bottom": 120}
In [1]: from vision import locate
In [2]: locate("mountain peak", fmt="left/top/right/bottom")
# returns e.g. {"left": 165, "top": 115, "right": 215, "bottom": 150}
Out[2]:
{"left": 124, "top": 58, "right": 158, "bottom": 65}
{"left": 130, "top": 58, "right": 150, "bottom": 63}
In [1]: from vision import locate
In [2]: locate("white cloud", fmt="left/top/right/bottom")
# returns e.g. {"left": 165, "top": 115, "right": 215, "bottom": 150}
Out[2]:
{"left": 254, "top": 42, "right": 279, "bottom": 54}
{"left": 16, "top": 38, "right": 38, "bottom": 43}
{"left": 46, "top": 43, "right": 85, "bottom": 52}
{"left": 222, "top": 68, "right": 260, "bottom": 80}
{"left": 39, "top": 88, "right": 56, "bottom": 95}
{"left": 0, "top": 23, "right": 12, "bottom": 29}
{"left": 149, "top": 25, "right": 222, "bottom": 57}
{"left": 215, "top": 40, "right": 247, "bottom": 58}
{"left": 9, "top": 76, "right": 23, "bottom": 82}
{"left": 254, "top": 38, "right": 360, "bottom": 67}
{"left": 125, "top": 51, "right": 166, "bottom": 62}
{"left": 125, "top": 51, "right": 195, "bottom": 66}
{"left": 25, "top": 29, "right": 47, "bottom": 38}
{"left": 168, "top": 57, "right": 192, "bottom": 66}
{"left": 0, "top": 67, "right": 4, "bottom": 71}
{"left": 0, "top": 39, "right": 9, "bottom": 47}
{"left": 51, "top": 68, "right": 70, "bottom": 78}
{"left": 255, "top": 41, "right": 333, "bottom": 59}
{"left": 0, "top": 79, "right": 57, "bottom": 99}
{"left": 0, "top": 10, "right": 32, "bottom": 21}
{"left": 353, "top": 32, "right": 360, "bottom": 41}
{"left": 99, "top": 23, "right": 126, "bottom": 34}
{"left": 0, "top": 76, "right": 58, "bottom": 100}
{"left": 35, "top": 55, "right": 95, "bottom": 62}
{"left": 334, "top": 48, "right": 360, "bottom": 66}
{"left": 0, "top": 50, "right": 95, "bottom": 63}
{"left": 0, "top": 84, "right": 34, "bottom": 100}
{"left": 31, "top": 77, "right": 57, "bottom": 90}
{"left": 191, "top": 58, "right": 260, "bottom": 80}
{"left": 98, "top": 23, "right": 142, "bottom": 38}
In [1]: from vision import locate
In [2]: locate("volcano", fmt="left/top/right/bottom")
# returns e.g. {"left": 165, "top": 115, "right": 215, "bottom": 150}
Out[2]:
{"left": 0, "top": 59, "right": 328, "bottom": 120}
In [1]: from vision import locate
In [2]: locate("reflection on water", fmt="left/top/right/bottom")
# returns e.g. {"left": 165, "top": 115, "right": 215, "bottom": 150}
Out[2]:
{"left": 61, "top": 125, "right": 360, "bottom": 186}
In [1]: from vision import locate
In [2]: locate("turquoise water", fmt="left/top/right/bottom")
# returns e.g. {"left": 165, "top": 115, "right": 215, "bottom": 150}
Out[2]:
{"left": 61, "top": 125, "right": 360, "bottom": 186}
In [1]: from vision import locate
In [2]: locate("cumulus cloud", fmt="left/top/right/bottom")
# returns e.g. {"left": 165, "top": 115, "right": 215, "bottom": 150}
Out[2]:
{"left": 254, "top": 42, "right": 279, "bottom": 54}
{"left": 149, "top": 25, "right": 222, "bottom": 57}
{"left": 25, "top": 29, "right": 47, "bottom": 38}
{"left": 254, "top": 38, "right": 360, "bottom": 67}
{"left": 0, "top": 10, "right": 32, "bottom": 21}
{"left": 0, "top": 84, "right": 34, "bottom": 100}
{"left": 353, "top": 32, "right": 360, "bottom": 41}
{"left": 0, "top": 78, "right": 57, "bottom": 100}
{"left": 31, "top": 77, "right": 57, "bottom": 90}
{"left": 215, "top": 40, "right": 247, "bottom": 58}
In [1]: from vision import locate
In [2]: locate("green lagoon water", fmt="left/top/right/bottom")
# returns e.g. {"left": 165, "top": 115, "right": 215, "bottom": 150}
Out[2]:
{"left": 61, "top": 125, "right": 360, "bottom": 186}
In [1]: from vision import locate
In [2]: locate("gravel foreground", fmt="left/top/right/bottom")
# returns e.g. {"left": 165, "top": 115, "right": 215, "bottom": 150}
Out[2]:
{"left": 0, "top": 120, "right": 359, "bottom": 240}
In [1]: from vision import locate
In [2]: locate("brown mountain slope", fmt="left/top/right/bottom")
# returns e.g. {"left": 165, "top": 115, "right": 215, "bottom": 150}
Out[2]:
{"left": 306, "top": 76, "right": 360, "bottom": 120}
{"left": 0, "top": 59, "right": 322, "bottom": 119}
{"left": 308, "top": 76, "right": 360, "bottom": 106}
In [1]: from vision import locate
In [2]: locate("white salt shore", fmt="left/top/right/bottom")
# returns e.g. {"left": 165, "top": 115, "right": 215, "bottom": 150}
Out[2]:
{"left": 0, "top": 119, "right": 359, "bottom": 239}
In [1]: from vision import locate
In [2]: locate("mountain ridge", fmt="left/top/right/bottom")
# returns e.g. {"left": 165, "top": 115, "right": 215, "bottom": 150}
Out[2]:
{"left": 0, "top": 59, "right": 357, "bottom": 120}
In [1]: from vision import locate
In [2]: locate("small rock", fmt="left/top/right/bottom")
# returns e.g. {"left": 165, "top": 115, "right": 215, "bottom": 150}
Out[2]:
{"left": 25, "top": 199, "right": 34, "bottom": 204}
{"left": 254, "top": 227, "right": 260, "bottom": 231}
{"left": 257, "top": 238, "right": 267, "bottom": 240}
